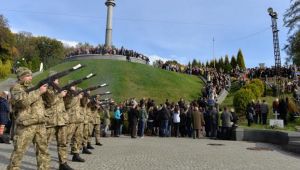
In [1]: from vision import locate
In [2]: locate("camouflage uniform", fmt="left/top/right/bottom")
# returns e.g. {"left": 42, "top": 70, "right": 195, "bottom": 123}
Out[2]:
{"left": 85, "top": 104, "right": 95, "bottom": 145}
{"left": 81, "top": 97, "right": 91, "bottom": 149}
{"left": 42, "top": 86, "right": 69, "bottom": 165}
{"left": 7, "top": 67, "right": 50, "bottom": 170}
{"left": 64, "top": 92, "right": 84, "bottom": 154}
{"left": 89, "top": 105, "right": 101, "bottom": 144}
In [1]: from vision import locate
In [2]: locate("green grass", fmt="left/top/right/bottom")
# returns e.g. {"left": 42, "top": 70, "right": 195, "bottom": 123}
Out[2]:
{"left": 33, "top": 59, "right": 203, "bottom": 103}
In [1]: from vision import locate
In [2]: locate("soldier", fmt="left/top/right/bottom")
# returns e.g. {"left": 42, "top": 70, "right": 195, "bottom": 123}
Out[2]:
{"left": 80, "top": 92, "right": 92, "bottom": 154}
{"left": 42, "top": 71, "right": 73, "bottom": 170}
{"left": 88, "top": 95, "right": 103, "bottom": 147}
{"left": 7, "top": 67, "right": 50, "bottom": 170}
{"left": 64, "top": 86, "right": 85, "bottom": 162}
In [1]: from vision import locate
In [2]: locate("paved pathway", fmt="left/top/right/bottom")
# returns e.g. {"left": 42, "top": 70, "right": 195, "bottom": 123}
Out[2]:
{"left": 1, "top": 136, "right": 300, "bottom": 170}
{"left": 0, "top": 71, "right": 42, "bottom": 92}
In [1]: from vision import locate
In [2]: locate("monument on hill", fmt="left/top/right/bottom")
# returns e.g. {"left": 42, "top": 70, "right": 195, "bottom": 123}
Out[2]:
{"left": 105, "top": 0, "right": 116, "bottom": 49}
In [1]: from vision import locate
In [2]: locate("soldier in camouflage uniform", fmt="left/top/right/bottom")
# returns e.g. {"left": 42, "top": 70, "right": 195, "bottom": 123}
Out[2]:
{"left": 88, "top": 96, "right": 103, "bottom": 146}
{"left": 86, "top": 100, "right": 95, "bottom": 150}
{"left": 42, "top": 74, "right": 73, "bottom": 170}
{"left": 7, "top": 67, "right": 50, "bottom": 170}
{"left": 80, "top": 92, "right": 92, "bottom": 154}
{"left": 64, "top": 86, "right": 85, "bottom": 162}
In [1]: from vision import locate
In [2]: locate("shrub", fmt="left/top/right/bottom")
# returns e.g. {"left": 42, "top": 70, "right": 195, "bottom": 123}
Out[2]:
{"left": 233, "top": 88, "right": 255, "bottom": 116}
{"left": 0, "top": 60, "right": 12, "bottom": 78}
{"left": 242, "top": 83, "right": 262, "bottom": 99}
{"left": 250, "top": 79, "right": 265, "bottom": 95}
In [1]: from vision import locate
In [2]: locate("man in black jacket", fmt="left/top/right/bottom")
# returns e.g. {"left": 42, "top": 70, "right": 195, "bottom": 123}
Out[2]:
{"left": 128, "top": 104, "right": 139, "bottom": 138}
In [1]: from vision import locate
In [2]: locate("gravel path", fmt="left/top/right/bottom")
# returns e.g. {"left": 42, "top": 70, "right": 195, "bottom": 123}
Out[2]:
{"left": 0, "top": 136, "right": 299, "bottom": 170}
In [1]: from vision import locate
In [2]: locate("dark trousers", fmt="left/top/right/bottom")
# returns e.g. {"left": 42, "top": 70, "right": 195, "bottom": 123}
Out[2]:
{"left": 159, "top": 120, "right": 168, "bottom": 137}
{"left": 186, "top": 119, "right": 193, "bottom": 137}
{"left": 137, "top": 120, "right": 145, "bottom": 137}
{"left": 257, "top": 113, "right": 262, "bottom": 124}
{"left": 221, "top": 127, "right": 231, "bottom": 140}
{"left": 210, "top": 123, "right": 218, "bottom": 138}
{"left": 262, "top": 113, "right": 267, "bottom": 125}
{"left": 130, "top": 120, "right": 137, "bottom": 138}
{"left": 114, "top": 119, "right": 120, "bottom": 136}
{"left": 173, "top": 123, "right": 180, "bottom": 137}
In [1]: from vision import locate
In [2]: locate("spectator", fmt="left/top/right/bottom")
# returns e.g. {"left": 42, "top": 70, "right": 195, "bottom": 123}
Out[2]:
{"left": 192, "top": 106, "right": 205, "bottom": 139}
{"left": 159, "top": 104, "right": 170, "bottom": 137}
{"left": 103, "top": 107, "right": 111, "bottom": 137}
{"left": 210, "top": 106, "right": 219, "bottom": 139}
{"left": 128, "top": 103, "right": 139, "bottom": 138}
{"left": 114, "top": 106, "right": 121, "bottom": 137}
{"left": 138, "top": 104, "right": 148, "bottom": 138}
{"left": 246, "top": 104, "right": 255, "bottom": 127}
{"left": 220, "top": 107, "right": 233, "bottom": 140}
{"left": 260, "top": 100, "right": 269, "bottom": 125}
{"left": 172, "top": 105, "right": 180, "bottom": 137}
{"left": 0, "top": 91, "right": 10, "bottom": 144}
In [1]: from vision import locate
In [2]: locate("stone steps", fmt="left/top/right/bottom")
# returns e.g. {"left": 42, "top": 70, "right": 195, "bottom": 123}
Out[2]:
{"left": 288, "top": 133, "right": 300, "bottom": 142}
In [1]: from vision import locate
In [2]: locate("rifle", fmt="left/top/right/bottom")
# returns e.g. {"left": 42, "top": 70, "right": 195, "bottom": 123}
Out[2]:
{"left": 89, "top": 91, "right": 112, "bottom": 99}
{"left": 60, "top": 73, "right": 96, "bottom": 92}
{"left": 77, "top": 83, "right": 108, "bottom": 94}
{"left": 26, "top": 64, "right": 84, "bottom": 93}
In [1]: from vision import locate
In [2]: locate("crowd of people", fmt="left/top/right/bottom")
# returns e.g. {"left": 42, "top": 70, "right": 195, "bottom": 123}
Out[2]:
{"left": 247, "top": 66, "right": 299, "bottom": 79}
{"left": 101, "top": 97, "right": 237, "bottom": 140}
{"left": 66, "top": 45, "right": 150, "bottom": 64}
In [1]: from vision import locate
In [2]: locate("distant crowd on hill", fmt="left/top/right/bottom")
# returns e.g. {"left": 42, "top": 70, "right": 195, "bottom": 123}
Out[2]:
{"left": 66, "top": 45, "right": 150, "bottom": 64}
{"left": 154, "top": 60, "right": 231, "bottom": 100}
{"left": 247, "top": 66, "right": 299, "bottom": 79}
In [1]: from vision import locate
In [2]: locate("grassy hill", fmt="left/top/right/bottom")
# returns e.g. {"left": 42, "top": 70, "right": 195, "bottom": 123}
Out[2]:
{"left": 33, "top": 59, "right": 203, "bottom": 104}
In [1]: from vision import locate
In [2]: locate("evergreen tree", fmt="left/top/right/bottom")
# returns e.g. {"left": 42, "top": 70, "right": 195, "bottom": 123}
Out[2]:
{"left": 224, "top": 55, "right": 232, "bottom": 73}
{"left": 284, "top": 0, "right": 300, "bottom": 65}
{"left": 283, "top": 0, "right": 300, "bottom": 34}
{"left": 218, "top": 57, "right": 224, "bottom": 71}
{"left": 231, "top": 55, "right": 237, "bottom": 69}
{"left": 237, "top": 49, "right": 246, "bottom": 69}
{"left": 192, "top": 59, "right": 198, "bottom": 67}
{"left": 285, "top": 31, "right": 300, "bottom": 65}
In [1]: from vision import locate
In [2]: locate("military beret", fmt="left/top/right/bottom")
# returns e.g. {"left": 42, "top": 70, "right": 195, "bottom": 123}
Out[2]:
{"left": 16, "top": 67, "right": 32, "bottom": 79}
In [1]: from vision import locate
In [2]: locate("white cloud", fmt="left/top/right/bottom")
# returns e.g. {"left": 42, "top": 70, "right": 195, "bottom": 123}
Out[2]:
{"left": 10, "top": 27, "right": 78, "bottom": 47}
{"left": 59, "top": 39, "right": 78, "bottom": 47}
{"left": 147, "top": 54, "right": 172, "bottom": 65}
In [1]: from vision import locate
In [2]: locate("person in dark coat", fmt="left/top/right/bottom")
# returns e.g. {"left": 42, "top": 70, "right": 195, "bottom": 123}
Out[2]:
{"left": 220, "top": 107, "right": 233, "bottom": 140}
{"left": 279, "top": 98, "right": 288, "bottom": 125}
{"left": 0, "top": 91, "right": 10, "bottom": 144}
{"left": 210, "top": 106, "right": 219, "bottom": 138}
{"left": 159, "top": 104, "right": 170, "bottom": 137}
{"left": 246, "top": 104, "right": 255, "bottom": 127}
{"left": 260, "top": 100, "right": 269, "bottom": 125}
{"left": 128, "top": 104, "right": 139, "bottom": 138}
{"left": 204, "top": 108, "right": 211, "bottom": 137}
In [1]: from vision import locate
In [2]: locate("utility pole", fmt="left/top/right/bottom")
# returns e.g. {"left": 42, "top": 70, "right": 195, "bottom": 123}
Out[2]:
{"left": 268, "top": 7, "right": 281, "bottom": 75}
{"left": 213, "top": 37, "right": 215, "bottom": 68}
{"left": 268, "top": 7, "right": 282, "bottom": 97}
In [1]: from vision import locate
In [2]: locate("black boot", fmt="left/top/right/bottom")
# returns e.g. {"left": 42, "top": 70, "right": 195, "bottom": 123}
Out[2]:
{"left": 82, "top": 146, "right": 92, "bottom": 154}
{"left": 95, "top": 142, "right": 103, "bottom": 146}
{"left": 59, "top": 163, "right": 74, "bottom": 170}
{"left": 87, "top": 142, "right": 95, "bottom": 149}
{"left": 72, "top": 153, "right": 85, "bottom": 162}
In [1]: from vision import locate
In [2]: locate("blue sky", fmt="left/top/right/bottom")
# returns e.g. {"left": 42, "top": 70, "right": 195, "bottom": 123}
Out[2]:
{"left": 0, "top": 0, "right": 291, "bottom": 67}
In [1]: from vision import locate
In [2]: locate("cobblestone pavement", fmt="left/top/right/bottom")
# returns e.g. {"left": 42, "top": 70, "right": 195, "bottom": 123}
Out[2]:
{"left": 1, "top": 136, "right": 300, "bottom": 170}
